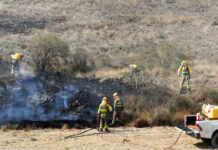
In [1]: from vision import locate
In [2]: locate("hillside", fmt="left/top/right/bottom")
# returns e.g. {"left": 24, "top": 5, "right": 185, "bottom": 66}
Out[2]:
{"left": 0, "top": 0, "right": 217, "bottom": 89}
{"left": 0, "top": 0, "right": 218, "bottom": 149}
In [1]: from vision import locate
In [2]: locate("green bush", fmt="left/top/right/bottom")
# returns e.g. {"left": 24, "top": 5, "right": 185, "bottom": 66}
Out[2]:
{"left": 30, "top": 33, "right": 69, "bottom": 76}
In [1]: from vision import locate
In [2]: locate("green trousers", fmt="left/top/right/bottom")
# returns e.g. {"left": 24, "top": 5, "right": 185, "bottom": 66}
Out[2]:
{"left": 112, "top": 109, "right": 122, "bottom": 125}
{"left": 180, "top": 74, "right": 191, "bottom": 91}
{"left": 100, "top": 114, "right": 108, "bottom": 130}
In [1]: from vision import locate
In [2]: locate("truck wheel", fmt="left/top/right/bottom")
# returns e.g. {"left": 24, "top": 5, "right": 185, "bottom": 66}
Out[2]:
{"left": 211, "top": 133, "right": 218, "bottom": 148}
{"left": 201, "top": 138, "right": 210, "bottom": 143}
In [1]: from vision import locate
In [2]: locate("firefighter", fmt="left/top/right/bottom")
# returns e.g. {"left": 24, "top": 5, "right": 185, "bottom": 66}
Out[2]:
{"left": 129, "top": 64, "right": 140, "bottom": 88}
{"left": 111, "top": 92, "right": 123, "bottom": 126}
{"left": 177, "top": 60, "right": 191, "bottom": 94}
{"left": 98, "top": 97, "right": 112, "bottom": 132}
{"left": 10, "top": 53, "right": 23, "bottom": 77}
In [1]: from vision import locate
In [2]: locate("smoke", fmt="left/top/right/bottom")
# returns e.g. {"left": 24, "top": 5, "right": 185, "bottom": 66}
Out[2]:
{"left": 0, "top": 64, "right": 99, "bottom": 124}
{"left": 0, "top": 76, "right": 80, "bottom": 123}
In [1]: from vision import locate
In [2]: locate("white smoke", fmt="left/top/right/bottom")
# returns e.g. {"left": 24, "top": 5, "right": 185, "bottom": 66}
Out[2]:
{"left": 0, "top": 77, "right": 79, "bottom": 123}
{"left": 0, "top": 64, "right": 95, "bottom": 123}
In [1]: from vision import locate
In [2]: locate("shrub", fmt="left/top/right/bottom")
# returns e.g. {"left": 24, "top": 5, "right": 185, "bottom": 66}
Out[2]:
{"left": 150, "top": 108, "right": 173, "bottom": 126}
{"left": 172, "top": 95, "right": 195, "bottom": 112}
{"left": 30, "top": 33, "right": 69, "bottom": 76}
{"left": 95, "top": 54, "right": 111, "bottom": 68}
{"left": 123, "top": 84, "right": 201, "bottom": 126}
{"left": 207, "top": 89, "right": 218, "bottom": 104}
{"left": 71, "top": 48, "right": 93, "bottom": 73}
{"left": 134, "top": 118, "right": 149, "bottom": 128}
{"left": 122, "top": 112, "right": 133, "bottom": 125}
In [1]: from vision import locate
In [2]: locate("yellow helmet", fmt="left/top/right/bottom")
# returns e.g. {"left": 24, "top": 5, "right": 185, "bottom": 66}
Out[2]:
{"left": 113, "top": 93, "right": 119, "bottom": 97}
{"left": 11, "top": 53, "right": 23, "bottom": 61}
{"left": 130, "top": 64, "right": 137, "bottom": 69}
{"left": 181, "top": 60, "right": 187, "bottom": 65}
{"left": 103, "top": 97, "right": 107, "bottom": 101}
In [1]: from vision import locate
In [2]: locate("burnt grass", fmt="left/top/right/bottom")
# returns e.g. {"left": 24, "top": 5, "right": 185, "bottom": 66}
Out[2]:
{"left": 0, "top": 14, "right": 66, "bottom": 34}
{"left": 0, "top": 120, "right": 96, "bottom": 130}
{"left": 0, "top": 76, "right": 130, "bottom": 129}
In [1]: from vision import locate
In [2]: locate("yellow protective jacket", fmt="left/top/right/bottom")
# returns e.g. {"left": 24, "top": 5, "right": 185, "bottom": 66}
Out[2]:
{"left": 177, "top": 65, "right": 191, "bottom": 76}
{"left": 11, "top": 53, "right": 23, "bottom": 61}
{"left": 98, "top": 100, "right": 112, "bottom": 114}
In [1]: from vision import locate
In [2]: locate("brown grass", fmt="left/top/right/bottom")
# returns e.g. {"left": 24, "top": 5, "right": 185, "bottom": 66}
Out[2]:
{"left": 123, "top": 84, "right": 208, "bottom": 126}
{"left": 140, "top": 15, "right": 194, "bottom": 25}
{"left": 125, "top": 87, "right": 218, "bottom": 127}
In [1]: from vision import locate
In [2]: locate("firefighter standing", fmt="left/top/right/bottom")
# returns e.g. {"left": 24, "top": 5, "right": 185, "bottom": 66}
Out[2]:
{"left": 98, "top": 97, "right": 112, "bottom": 132}
{"left": 129, "top": 64, "right": 140, "bottom": 88}
{"left": 10, "top": 53, "right": 23, "bottom": 77}
{"left": 177, "top": 60, "right": 191, "bottom": 94}
{"left": 111, "top": 93, "right": 123, "bottom": 126}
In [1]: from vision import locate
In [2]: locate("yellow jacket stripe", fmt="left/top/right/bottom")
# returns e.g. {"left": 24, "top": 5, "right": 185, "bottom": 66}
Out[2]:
{"left": 177, "top": 65, "right": 191, "bottom": 75}
{"left": 98, "top": 103, "right": 112, "bottom": 114}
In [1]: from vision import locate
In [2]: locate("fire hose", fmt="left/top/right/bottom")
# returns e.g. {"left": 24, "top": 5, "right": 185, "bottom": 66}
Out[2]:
{"left": 64, "top": 115, "right": 100, "bottom": 139}
{"left": 100, "top": 130, "right": 183, "bottom": 149}
{"left": 65, "top": 113, "right": 183, "bottom": 149}
{"left": 64, "top": 128, "right": 183, "bottom": 149}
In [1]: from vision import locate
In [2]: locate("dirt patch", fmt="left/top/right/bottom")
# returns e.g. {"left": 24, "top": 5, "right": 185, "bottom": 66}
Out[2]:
{"left": 0, "top": 127, "right": 213, "bottom": 150}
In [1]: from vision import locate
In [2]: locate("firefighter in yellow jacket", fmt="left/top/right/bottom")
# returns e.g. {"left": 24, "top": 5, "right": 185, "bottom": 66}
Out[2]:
{"left": 10, "top": 53, "right": 23, "bottom": 77}
{"left": 129, "top": 64, "right": 140, "bottom": 88}
{"left": 98, "top": 97, "right": 112, "bottom": 132}
{"left": 177, "top": 60, "right": 191, "bottom": 94}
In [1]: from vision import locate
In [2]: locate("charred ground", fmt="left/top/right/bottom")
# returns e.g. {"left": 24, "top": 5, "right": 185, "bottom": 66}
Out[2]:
{"left": 0, "top": 75, "right": 131, "bottom": 128}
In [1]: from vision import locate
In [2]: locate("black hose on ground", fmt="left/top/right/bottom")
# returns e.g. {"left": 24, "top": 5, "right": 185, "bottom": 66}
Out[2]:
{"left": 64, "top": 128, "right": 97, "bottom": 139}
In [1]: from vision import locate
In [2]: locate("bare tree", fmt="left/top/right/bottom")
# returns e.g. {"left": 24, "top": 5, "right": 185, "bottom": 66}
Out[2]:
{"left": 30, "top": 33, "right": 69, "bottom": 76}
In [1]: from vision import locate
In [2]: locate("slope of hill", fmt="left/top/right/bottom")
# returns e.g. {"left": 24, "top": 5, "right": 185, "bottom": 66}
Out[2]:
{"left": 0, "top": 0, "right": 217, "bottom": 88}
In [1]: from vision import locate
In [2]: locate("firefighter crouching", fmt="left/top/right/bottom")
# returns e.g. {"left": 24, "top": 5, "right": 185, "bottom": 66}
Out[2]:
{"left": 98, "top": 97, "right": 112, "bottom": 132}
